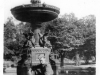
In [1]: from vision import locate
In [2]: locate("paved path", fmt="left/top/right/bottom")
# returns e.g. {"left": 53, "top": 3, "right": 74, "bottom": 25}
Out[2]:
{"left": 4, "top": 72, "right": 16, "bottom": 75}
{"left": 63, "top": 64, "right": 96, "bottom": 69}
{"left": 3, "top": 64, "right": 96, "bottom": 75}
{"left": 3, "top": 67, "right": 16, "bottom": 75}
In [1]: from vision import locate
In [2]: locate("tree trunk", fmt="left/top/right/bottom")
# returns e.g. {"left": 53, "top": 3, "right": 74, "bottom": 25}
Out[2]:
{"left": 75, "top": 52, "right": 80, "bottom": 66}
{"left": 85, "top": 57, "right": 89, "bottom": 64}
{"left": 85, "top": 51, "right": 89, "bottom": 64}
{"left": 60, "top": 55, "right": 64, "bottom": 67}
{"left": 60, "top": 51, "right": 65, "bottom": 67}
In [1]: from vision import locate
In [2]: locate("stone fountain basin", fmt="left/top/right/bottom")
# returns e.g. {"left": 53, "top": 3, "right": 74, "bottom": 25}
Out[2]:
{"left": 11, "top": 4, "right": 60, "bottom": 23}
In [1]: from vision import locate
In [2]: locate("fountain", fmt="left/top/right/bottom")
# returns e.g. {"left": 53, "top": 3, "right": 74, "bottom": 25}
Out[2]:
{"left": 11, "top": 0, "right": 60, "bottom": 75}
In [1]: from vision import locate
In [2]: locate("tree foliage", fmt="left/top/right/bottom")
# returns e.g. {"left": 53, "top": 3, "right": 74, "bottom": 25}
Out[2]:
{"left": 42, "top": 13, "right": 96, "bottom": 64}
{"left": 4, "top": 14, "right": 96, "bottom": 64}
{"left": 4, "top": 17, "right": 31, "bottom": 61}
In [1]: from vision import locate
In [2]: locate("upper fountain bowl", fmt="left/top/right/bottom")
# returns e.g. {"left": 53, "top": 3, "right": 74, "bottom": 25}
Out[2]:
{"left": 11, "top": 3, "right": 60, "bottom": 23}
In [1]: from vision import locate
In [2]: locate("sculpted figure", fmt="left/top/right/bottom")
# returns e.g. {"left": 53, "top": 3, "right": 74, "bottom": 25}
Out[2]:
{"left": 31, "top": 0, "right": 41, "bottom": 4}
{"left": 39, "top": 33, "right": 52, "bottom": 48}
{"left": 23, "top": 32, "right": 35, "bottom": 48}
{"left": 33, "top": 28, "right": 43, "bottom": 47}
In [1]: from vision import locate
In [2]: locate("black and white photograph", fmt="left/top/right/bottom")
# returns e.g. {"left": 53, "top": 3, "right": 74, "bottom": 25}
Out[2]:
{"left": 3, "top": 0, "right": 97, "bottom": 75}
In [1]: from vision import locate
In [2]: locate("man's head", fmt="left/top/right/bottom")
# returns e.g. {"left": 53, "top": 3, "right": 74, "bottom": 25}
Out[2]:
{"left": 39, "top": 56, "right": 46, "bottom": 64}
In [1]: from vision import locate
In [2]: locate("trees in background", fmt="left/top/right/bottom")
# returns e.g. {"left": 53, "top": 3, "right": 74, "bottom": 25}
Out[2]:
{"left": 4, "top": 18, "right": 16, "bottom": 60}
{"left": 42, "top": 13, "right": 96, "bottom": 66}
{"left": 4, "top": 17, "right": 31, "bottom": 62}
{"left": 4, "top": 14, "right": 96, "bottom": 66}
{"left": 76, "top": 15, "right": 96, "bottom": 64}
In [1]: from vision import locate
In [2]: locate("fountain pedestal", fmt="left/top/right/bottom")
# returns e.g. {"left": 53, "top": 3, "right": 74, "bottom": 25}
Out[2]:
{"left": 31, "top": 47, "right": 51, "bottom": 65}
{"left": 17, "top": 47, "right": 51, "bottom": 75}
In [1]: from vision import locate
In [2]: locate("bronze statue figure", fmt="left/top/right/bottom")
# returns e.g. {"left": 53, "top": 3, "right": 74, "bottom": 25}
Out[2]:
{"left": 39, "top": 33, "right": 52, "bottom": 48}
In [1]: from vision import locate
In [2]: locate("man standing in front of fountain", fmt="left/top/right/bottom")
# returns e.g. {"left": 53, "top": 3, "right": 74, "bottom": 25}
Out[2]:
{"left": 39, "top": 56, "right": 53, "bottom": 75}
{"left": 28, "top": 56, "right": 53, "bottom": 75}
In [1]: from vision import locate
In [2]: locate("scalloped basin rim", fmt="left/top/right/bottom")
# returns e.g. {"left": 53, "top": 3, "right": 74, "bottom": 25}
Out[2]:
{"left": 11, "top": 4, "right": 60, "bottom": 13}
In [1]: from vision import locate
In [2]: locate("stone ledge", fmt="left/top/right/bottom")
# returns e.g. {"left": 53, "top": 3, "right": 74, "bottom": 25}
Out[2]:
{"left": 31, "top": 47, "right": 51, "bottom": 52}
